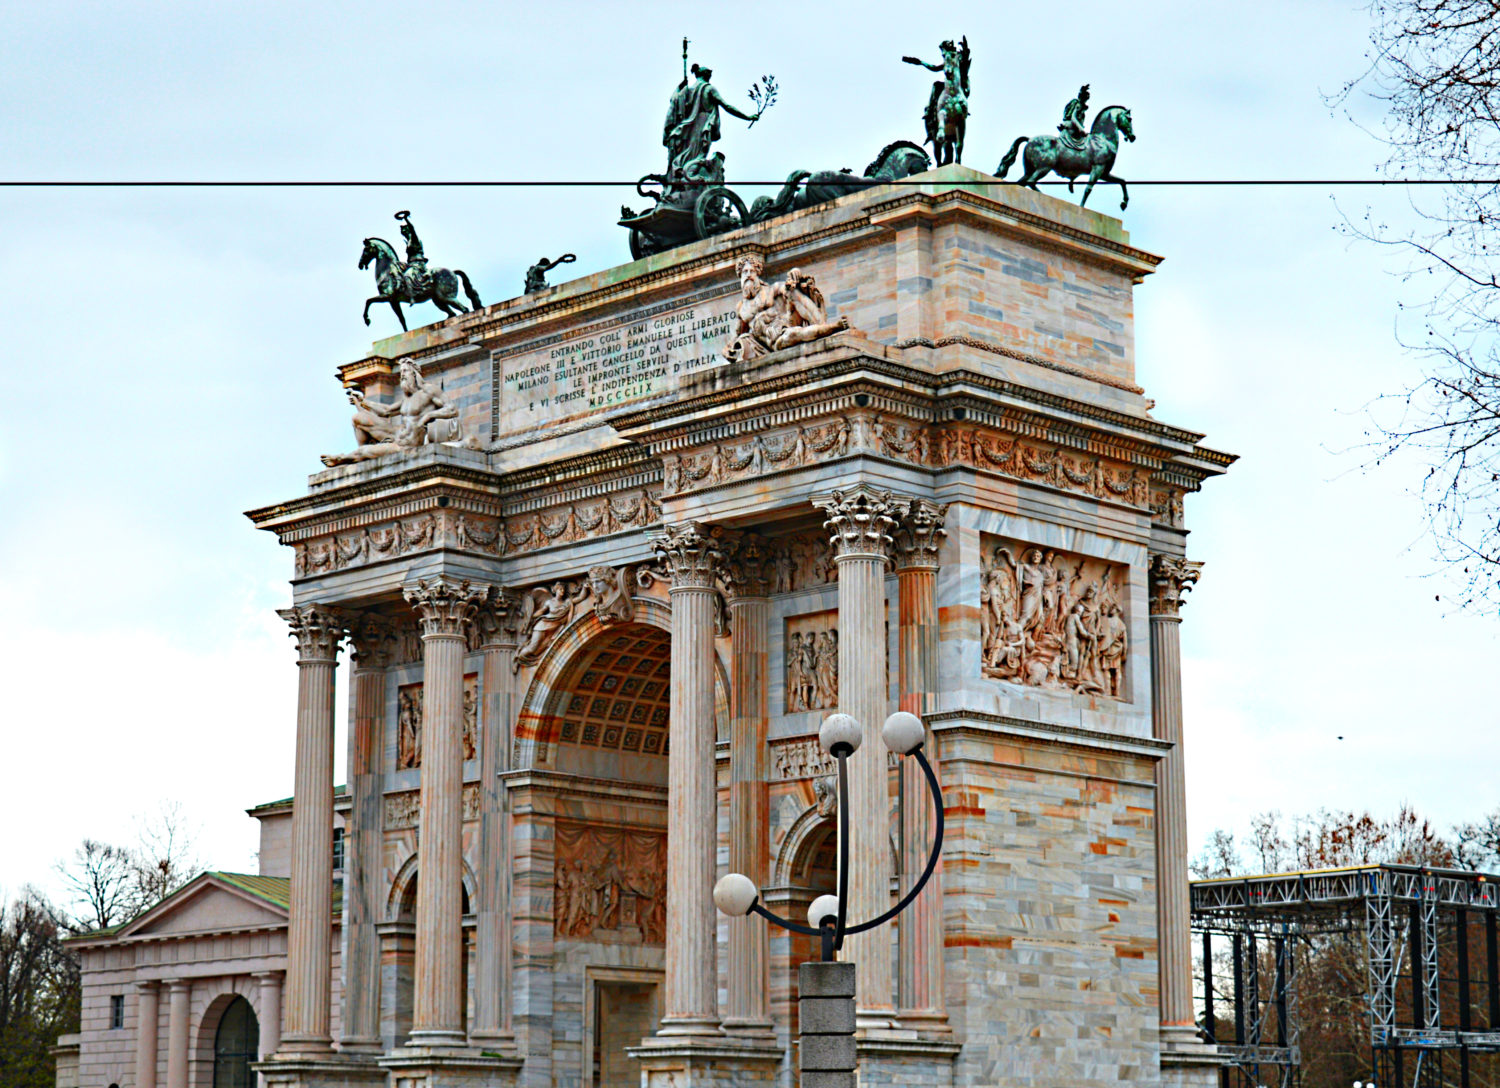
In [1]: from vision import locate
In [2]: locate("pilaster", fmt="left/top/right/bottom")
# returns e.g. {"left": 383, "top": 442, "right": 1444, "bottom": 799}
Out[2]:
{"left": 134, "top": 980, "right": 159, "bottom": 1088}
{"left": 721, "top": 533, "right": 774, "bottom": 1037}
{"left": 344, "top": 614, "right": 394, "bottom": 1054}
{"left": 893, "top": 499, "right": 949, "bottom": 1032}
{"left": 472, "top": 588, "right": 523, "bottom": 1051}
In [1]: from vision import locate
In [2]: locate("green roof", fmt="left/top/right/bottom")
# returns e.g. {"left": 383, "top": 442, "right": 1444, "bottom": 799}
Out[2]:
{"left": 212, "top": 872, "right": 291, "bottom": 909}
{"left": 247, "top": 784, "right": 347, "bottom": 815}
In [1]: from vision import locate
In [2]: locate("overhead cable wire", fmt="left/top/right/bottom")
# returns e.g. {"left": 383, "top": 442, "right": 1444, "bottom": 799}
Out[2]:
{"left": 0, "top": 178, "right": 1498, "bottom": 188}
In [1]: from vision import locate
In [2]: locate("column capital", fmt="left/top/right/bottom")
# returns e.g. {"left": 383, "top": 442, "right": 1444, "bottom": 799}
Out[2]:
{"left": 815, "top": 485, "right": 902, "bottom": 562}
{"left": 134, "top": 979, "right": 160, "bottom": 992}
{"left": 251, "top": 970, "right": 284, "bottom": 982}
{"left": 165, "top": 978, "right": 192, "bottom": 994}
{"left": 1149, "top": 554, "right": 1203, "bottom": 617}
{"left": 347, "top": 612, "right": 398, "bottom": 670}
{"left": 403, "top": 577, "right": 490, "bottom": 639}
{"left": 651, "top": 522, "right": 724, "bottom": 590}
{"left": 277, "top": 605, "right": 345, "bottom": 663}
{"left": 892, "top": 499, "right": 949, "bottom": 570}
{"left": 720, "top": 532, "right": 774, "bottom": 601}
{"left": 474, "top": 586, "right": 525, "bottom": 649}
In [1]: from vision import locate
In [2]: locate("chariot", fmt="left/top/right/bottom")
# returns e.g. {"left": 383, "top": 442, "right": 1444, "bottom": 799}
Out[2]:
{"left": 618, "top": 174, "right": 751, "bottom": 261}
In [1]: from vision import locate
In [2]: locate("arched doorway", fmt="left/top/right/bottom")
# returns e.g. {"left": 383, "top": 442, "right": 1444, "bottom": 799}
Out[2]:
{"left": 212, "top": 996, "right": 258, "bottom": 1088}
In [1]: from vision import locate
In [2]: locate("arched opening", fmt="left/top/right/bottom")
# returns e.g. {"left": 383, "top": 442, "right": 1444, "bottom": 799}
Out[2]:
{"left": 212, "top": 996, "right": 258, "bottom": 1088}
{"left": 389, "top": 874, "right": 473, "bottom": 1044}
{"left": 540, "top": 621, "right": 675, "bottom": 1088}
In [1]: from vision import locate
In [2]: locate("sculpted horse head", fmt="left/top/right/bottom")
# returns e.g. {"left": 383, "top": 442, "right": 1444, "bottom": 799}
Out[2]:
{"left": 865, "top": 140, "right": 932, "bottom": 180}
{"left": 1092, "top": 106, "right": 1135, "bottom": 146}
{"left": 359, "top": 236, "right": 398, "bottom": 273}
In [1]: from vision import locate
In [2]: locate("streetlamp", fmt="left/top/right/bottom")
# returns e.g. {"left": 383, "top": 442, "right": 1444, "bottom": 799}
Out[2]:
{"left": 713, "top": 710, "right": 944, "bottom": 1085}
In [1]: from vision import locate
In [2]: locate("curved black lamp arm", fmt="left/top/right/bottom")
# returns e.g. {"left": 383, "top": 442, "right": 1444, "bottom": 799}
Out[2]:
{"left": 744, "top": 744, "right": 944, "bottom": 953}
{"left": 843, "top": 745, "right": 943, "bottom": 936}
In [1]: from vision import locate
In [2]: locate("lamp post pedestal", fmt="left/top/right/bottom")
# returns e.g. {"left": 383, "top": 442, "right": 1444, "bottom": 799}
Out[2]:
{"left": 799, "top": 962, "right": 857, "bottom": 1088}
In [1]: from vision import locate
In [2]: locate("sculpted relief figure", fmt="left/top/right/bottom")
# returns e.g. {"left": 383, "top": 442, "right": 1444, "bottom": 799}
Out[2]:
{"left": 553, "top": 821, "right": 667, "bottom": 944}
{"left": 513, "top": 581, "right": 589, "bottom": 671}
{"left": 396, "top": 686, "right": 423, "bottom": 769}
{"left": 980, "top": 539, "right": 1128, "bottom": 698}
{"left": 786, "top": 626, "right": 838, "bottom": 712}
{"left": 321, "top": 359, "right": 479, "bottom": 467}
{"left": 722, "top": 256, "right": 850, "bottom": 364}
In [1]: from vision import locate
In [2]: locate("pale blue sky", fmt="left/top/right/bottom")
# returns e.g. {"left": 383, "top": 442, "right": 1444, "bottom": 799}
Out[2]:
{"left": 1, "top": 1, "right": 1491, "bottom": 903}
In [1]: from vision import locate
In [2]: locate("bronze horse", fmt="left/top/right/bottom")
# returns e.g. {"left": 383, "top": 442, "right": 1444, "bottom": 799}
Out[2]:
{"left": 359, "top": 237, "right": 483, "bottom": 332}
{"left": 996, "top": 105, "right": 1136, "bottom": 210}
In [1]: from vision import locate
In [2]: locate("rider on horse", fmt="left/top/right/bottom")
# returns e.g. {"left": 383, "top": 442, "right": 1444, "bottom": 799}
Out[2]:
{"left": 902, "top": 37, "right": 971, "bottom": 166}
{"left": 395, "top": 211, "right": 432, "bottom": 296}
{"left": 1057, "top": 84, "right": 1091, "bottom": 151}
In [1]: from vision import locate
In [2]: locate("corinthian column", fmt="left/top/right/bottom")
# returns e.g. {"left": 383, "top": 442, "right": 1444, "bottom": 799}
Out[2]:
{"left": 403, "top": 578, "right": 487, "bottom": 1049}
{"left": 1149, "top": 554, "right": 1203, "bottom": 1039}
{"left": 721, "top": 534, "right": 773, "bottom": 1036}
{"left": 651, "top": 523, "right": 724, "bottom": 1036}
{"left": 342, "top": 615, "right": 393, "bottom": 1053}
{"left": 893, "top": 500, "right": 949, "bottom": 1030}
{"left": 275, "top": 604, "right": 344, "bottom": 1054}
{"left": 472, "top": 588, "right": 522, "bottom": 1049}
{"left": 816, "top": 487, "right": 901, "bottom": 1025}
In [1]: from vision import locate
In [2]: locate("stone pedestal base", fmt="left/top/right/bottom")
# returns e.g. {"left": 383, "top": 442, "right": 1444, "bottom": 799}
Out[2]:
{"left": 254, "top": 1055, "right": 386, "bottom": 1088}
{"left": 377, "top": 1047, "right": 523, "bottom": 1088}
{"left": 627, "top": 1037, "right": 782, "bottom": 1088}
{"left": 1158, "top": 1026, "right": 1227, "bottom": 1088}
{"left": 851, "top": 1037, "right": 961, "bottom": 1088}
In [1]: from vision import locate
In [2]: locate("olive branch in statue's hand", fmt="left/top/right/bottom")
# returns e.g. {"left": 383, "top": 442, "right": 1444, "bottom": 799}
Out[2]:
{"left": 747, "top": 74, "right": 777, "bottom": 127}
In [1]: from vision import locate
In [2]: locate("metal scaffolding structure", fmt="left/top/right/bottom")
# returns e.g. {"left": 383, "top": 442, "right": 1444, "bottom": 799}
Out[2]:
{"left": 1191, "top": 864, "right": 1500, "bottom": 1088}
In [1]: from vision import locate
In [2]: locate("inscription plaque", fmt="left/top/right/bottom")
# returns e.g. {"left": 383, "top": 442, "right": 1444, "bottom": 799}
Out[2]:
{"left": 495, "top": 296, "right": 736, "bottom": 434}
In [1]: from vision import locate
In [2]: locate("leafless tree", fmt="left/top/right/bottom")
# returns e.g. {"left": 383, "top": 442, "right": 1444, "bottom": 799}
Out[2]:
{"left": 1454, "top": 806, "right": 1500, "bottom": 870}
{"left": 55, "top": 803, "right": 204, "bottom": 933}
{"left": 54, "top": 840, "right": 137, "bottom": 932}
{"left": 1333, "top": 0, "right": 1500, "bottom": 608}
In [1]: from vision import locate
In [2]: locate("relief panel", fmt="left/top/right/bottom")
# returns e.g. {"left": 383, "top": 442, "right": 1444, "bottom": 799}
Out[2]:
{"left": 554, "top": 820, "right": 667, "bottom": 945}
{"left": 979, "top": 534, "right": 1130, "bottom": 699}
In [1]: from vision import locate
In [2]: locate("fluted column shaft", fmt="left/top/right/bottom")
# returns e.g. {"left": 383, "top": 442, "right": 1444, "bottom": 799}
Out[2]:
{"left": 276, "top": 605, "right": 343, "bottom": 1053}
{"left": 724, "top": 537, "right": 771, "bottom": 1032}
{"left": 1149, "top": 555, "right": 1202, "bottom": 1030}
{"left": 165, "top": 979, "right": 190, "bottom": 1088}
{"left": 343, "top": 618, "right": 391, "bottom": 1052}
{"left": 254, "top": 971, "right": 282, "bottom": 1083}
{"left": 405, "top": 579, "right": 485, "bottom": 1048}
{"left": 474, "top": 591, "right": 520, "bottom": 1046}
{"left": 133, "top": 981, "right": 158, "bottom": 1088}
{"left": 894, "top": 499, "right": 948, "bottom": 1028}
{"left": 818, "top": 488, "right": 900, "bottom": 1023}
{"left": 653, "top": 524, "right": 722, "bottom": 1034}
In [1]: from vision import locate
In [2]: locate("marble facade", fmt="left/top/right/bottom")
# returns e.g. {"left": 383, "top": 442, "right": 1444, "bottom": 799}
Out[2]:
{"left": 63, "top": 165, "right": 1231, "bottom": 1088}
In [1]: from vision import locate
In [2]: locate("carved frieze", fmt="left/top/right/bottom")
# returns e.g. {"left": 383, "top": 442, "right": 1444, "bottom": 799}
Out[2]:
{"left": 553, "top": 820, "right": 667, "bottom": 945}
{"left": 657, "top": 411, "right": 1167, "bottom": 522}
{"left": 771, "top": 736, "right": 896, "bottom": 780}
{"left": 383, "top": 783, "right": 481, "bottom": 829}
{"left": 290, "top": 486, "right": 663, "bottom": 580}
{"left": 980, "top": 535, "right": 1130, "bottom": 699}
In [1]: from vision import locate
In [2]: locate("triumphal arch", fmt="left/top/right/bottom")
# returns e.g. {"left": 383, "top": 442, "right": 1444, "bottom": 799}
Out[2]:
{"left": 246, "top": 163, "right": 1231, "bottom": 1088}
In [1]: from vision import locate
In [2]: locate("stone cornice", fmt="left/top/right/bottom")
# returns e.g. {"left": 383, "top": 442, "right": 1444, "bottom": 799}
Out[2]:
{"left": 927, "top": 711, "right": 1172, "bottom": 761}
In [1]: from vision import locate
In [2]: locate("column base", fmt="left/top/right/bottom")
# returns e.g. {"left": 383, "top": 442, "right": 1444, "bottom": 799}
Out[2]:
{"left": 378, "top": 1046, "right": 523, "bottom": 1088}
{"left": 850, "top": 1038, "right": 961, "bottom": 1088}
{"left": 464, "top": 1031, "right": 518, "bottom": 1057}
{"left": 275, "top": 1033, "right": 336, "bottom": 1059}
{"left": 254, "top": 1053, "right": 385, "bottom": 1088}
{"left": 894, "top": 1009, "right": 952, "bottom": 1035}
{"left": 627, "top": 1035, "right": 782, "bottom": 1088}
{"left": 1159, "top": 1025, "right": 1227, "bottom": 1088}
{"left": 650, "top": 1015, "right": 723, "bottom": 1042}
{"left": 338, "top": 1036, "right": 386, "bottom": 1056}
{"left": 718, "top": 1017, "right": 776, "bottom": 1041}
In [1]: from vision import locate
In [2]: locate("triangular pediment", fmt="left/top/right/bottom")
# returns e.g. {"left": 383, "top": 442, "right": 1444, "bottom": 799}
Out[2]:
{"left": 118, "top": 873, "right": 288, "bottom": 938}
